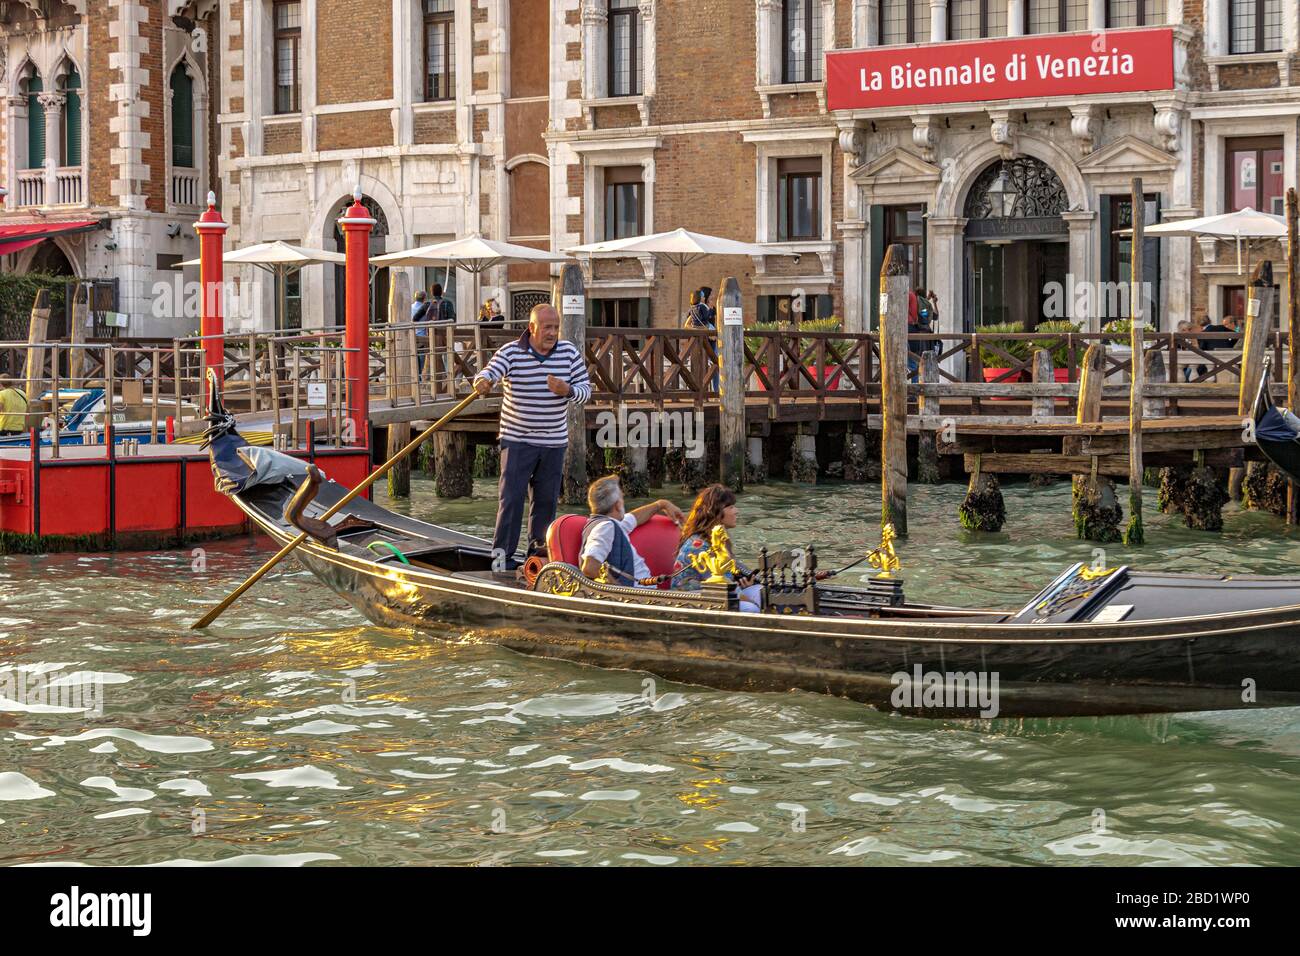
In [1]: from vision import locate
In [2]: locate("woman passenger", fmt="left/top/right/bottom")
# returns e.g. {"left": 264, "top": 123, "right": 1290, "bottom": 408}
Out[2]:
{"left": 673, "top": 484, "right": 763, "bottom": 612}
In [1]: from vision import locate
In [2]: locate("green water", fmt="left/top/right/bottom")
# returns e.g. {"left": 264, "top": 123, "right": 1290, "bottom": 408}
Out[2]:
{"left": 3, "top": 477, "right": 1300, "bottom": 866}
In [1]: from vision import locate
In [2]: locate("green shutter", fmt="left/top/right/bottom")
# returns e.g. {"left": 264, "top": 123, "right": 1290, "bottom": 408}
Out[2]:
{"left": 171, "top": 67, "right": 194, "bottom": 168}
{"left": 1144, "top": 193, "right": 1161, "bottom": 331}
{"left": 1098, "top": 199, "right": 1113, "bottom": 322}
{"left": 868, "top": 204, "right": 885, "bottom": 330}
{"left": 27, "top": 76, "right": 44, "bottom": 169}
{"left": 63, "top": 69, "right": 81, "bottom": 167}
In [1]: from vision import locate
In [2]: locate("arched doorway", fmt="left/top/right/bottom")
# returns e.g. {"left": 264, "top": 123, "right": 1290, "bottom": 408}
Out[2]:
{"left": 963, "top": 157, "right": 1069, "bottom": 331}
{"left": 27, "top": 242, "right": 75, "bottom": 338}
{"left": 329, "top": 194, "right": 390, "bottom": 328}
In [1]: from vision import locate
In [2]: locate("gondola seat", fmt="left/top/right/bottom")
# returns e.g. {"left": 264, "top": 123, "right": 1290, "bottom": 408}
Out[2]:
{"left": 546, "top": 513, "right": 680, "bottom": 588}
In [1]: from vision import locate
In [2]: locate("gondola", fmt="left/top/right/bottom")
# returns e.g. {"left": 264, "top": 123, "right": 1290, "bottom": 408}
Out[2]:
{"left": 1252, "top": 356, "right": 1300, "bottom": 484}
{"left": 202, "top": 385, "right": 1300, "bottom": 720}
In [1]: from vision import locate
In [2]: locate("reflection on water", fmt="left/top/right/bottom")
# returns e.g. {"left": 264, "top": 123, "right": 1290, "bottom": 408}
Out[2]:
{"left": 2, "top": 477, "right": 1300, "bottom": 866}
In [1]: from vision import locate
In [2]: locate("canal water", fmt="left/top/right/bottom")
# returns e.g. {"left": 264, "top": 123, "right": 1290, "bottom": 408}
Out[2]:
{"left": 3, "top": 477, "right": 1300, "bottom": 866}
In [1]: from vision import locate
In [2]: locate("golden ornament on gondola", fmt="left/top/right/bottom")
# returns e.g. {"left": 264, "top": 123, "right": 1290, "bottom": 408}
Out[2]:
{"left": 691, "top": 525, "right": 738, "bottom": 585}
{"left": 866, "top": 523, "right": 901, "bottom": 578}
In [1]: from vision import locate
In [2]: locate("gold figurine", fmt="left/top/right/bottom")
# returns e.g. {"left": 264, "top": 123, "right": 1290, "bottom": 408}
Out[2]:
{"left": 866, "top": 523, "right": 901, "bottom": 578}
{"left": 691, "top": 525, "right": 738, "bottom": 585}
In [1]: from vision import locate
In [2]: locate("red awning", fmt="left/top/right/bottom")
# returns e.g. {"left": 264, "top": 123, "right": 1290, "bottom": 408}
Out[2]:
{"left": 0, "top": 220, "right": 103, "bottom": 257}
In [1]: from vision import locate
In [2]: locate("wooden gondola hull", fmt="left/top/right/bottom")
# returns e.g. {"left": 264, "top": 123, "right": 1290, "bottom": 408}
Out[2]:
{"left": 261, "top": 506, "right": 1300, "bottom": 719}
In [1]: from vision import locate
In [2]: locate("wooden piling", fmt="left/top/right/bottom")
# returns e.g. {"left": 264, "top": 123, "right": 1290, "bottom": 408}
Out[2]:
{"left": 433, "top": 430, "right": 472, "bottom": 498}
{"left": 916, "top": 351, "right": 941, "bottom": 484}
{"left": 879, "top": 243, "right": 910, "bottom": 534}
{"left": 1237, "top": 257, "right": 1279, "bottom": 512}
{"left": 1125, "top": 177, "right": 1146, "bottom": 546}
{"left": 387, "top": 421, "right": 412, "bottom": 497}
{"left": 959, "top": 454, "right": 1005, "bottom": 532}
{"left": 69, "top": 283, "right": 88, "bottom": 386}
{"left": 1073, "top": 344, "right": 1122, "bottom": 542}
{"left": 1286, "top": 187, "right": 1299, "bottom": 524}
{"left": 23, "top": 288, "right": 51, "bottom": 402}
{"left": 387, "top": 270, "right": 412, "bottom": 405}
{"left": 556, "top": 264, "right": 588, "bottom": 505}
{"left": 717, "top": 276, "right": 745, "bottom": 491}
{"left": 746, "top": 435, "right": 768, "bottom": 484}
{"left": 1030, "top": 348, "right": 1054, "bottom": 419}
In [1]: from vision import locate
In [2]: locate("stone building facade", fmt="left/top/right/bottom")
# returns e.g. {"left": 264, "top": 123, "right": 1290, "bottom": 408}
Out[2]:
{"left": 0, "top": 1, "right": 219, "bottom": 337}
{"left": 7, "top": 2, "right": 1294, "bottom": 339}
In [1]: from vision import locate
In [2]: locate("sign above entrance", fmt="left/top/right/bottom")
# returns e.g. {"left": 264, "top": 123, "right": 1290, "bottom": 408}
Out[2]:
{"left": 826, "top": 28, "right": 1175, "bottom": 112}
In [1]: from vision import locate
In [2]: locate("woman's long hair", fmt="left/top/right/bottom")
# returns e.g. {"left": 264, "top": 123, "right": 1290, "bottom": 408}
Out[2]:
{"left": 680, "top": 484, "right": 737, "bottom": 544}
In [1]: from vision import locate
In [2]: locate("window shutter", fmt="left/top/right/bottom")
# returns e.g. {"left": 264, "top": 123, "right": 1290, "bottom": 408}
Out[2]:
{"left": 171, "top": 67, "right": 194, "bottom": 168}
{"left": 27, "top": 77, "right": 44, "bottom": 169}
{"left": 1098, "top": 199, "right": 1113, "bottom": 321}
{"left": 1143, "top": 194, "right": 1161, "bottom": 330}
{"left": 63, "top": 70, "right": 82, "bottom": 167}
{"left": 869, "top": 204, "right": 886, "bottom": 330}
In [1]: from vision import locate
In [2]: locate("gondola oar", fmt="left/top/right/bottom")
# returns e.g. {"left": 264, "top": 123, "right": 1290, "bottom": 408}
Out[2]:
{"left": 191, "top": 390, "right": 483, "bottom": 630}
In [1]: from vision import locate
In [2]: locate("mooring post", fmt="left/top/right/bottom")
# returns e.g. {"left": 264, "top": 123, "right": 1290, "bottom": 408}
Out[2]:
{"left": 69, "top": 282, "right": 88, "bottom": 387}
{"left": 387, "top": 421, "right": 412, "bottom": 497}
{"left": 916, "top": 350, "right": 941, "bottom": 484}
{"left": 556, "top": 263, "right": 588, "bottom": 505}
{"left": 1030, "top": 347, "right": 1054, "bottom": 419}
{"left": 23, "top": 288, "right": 50, "bottom": 403}
{"left": 1286, "top": 187, "right": 1300, "bottom": 524}
{"left": 879, "top": 243, "right": 910, "bottom": 534}
{"left": 1126, "top": 176, "right": 1146, "bottom": 546}
{"left": 434, "top": 430, "right": 472, "bottom": 498}
{"left": 339, "top": 186, "right": 376, "bottom": 448}
{"left": 718, "top": 276, "right": 745, "bottom": 491}
{"left": 194, "top": 191, "right": 228, "bottom": 387}
{"left": 387, "top": 269, "right": 412, "bottom": 406}
{"left": 1074, "top": 344, "right": 1122, "bottom": 542}
{"left": 1239, "top": 259, "right": 1281, "bottom": 512}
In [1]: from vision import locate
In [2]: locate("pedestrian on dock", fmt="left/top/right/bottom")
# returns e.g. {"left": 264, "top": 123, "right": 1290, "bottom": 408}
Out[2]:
{"left": 0, "top": 379, "right": 28, "bottom": 436}
{"left": 474, "top": 303, "right": 592, "bottom": 567}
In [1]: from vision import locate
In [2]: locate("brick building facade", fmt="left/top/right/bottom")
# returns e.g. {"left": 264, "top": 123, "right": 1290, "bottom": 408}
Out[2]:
{"left": 6, "top": 2, "right": 1294, "bottom": 338}
{"left": 0, "top": 1, "right": 219, "bottom": 337}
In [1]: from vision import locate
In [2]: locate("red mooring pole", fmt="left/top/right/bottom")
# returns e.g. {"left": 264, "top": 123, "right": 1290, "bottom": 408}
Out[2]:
{"left": 194, "top": 190, "right": 228, "bottom": 386}
{"left": 338, "top": 186, "right": 375, "bottom": 447}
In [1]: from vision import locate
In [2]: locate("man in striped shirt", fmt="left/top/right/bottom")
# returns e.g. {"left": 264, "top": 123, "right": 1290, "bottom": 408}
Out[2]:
{"left": 474, "top": 303, "right": 592, "bottom": 565}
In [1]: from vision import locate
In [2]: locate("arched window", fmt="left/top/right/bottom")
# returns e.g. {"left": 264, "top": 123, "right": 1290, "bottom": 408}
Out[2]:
{"left": 25, "top": 72, "right": 44, "bottom": 169}
{"left": 171, "top": 65, "right": 195, "bottom": 168}
{"left": 61, "top": 66, "right": 82, "bottom": 167}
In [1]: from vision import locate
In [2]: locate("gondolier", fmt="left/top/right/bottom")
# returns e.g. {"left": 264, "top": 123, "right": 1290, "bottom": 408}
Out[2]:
{"left": 474, "top": 303, "right": 591, "bottom": 567}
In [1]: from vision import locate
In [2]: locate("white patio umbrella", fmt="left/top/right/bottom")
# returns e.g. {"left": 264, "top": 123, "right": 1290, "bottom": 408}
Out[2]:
{"left": 567, "top": 228, "right": 800, "bottom": 321}
{"left": 370, "top": 234, "right": 570, "bottom": 320}
{"left": 177, "top": 241, "right": 346, "bottom": 330}
{"left": 1118, "top": 207, "right": 1287, "bottom": 276}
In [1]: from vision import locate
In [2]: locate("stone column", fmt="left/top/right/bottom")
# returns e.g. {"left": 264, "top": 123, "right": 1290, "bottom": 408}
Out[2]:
{"left": 930, "top": 0, "right": 946, "bottom": 42}
{"left": 840, "top": 219, "right": 866, "bottom": 333}
{"left": 581, "top": 1, "right": 608, "bottom": 99}
{"left": 1007, "top": 0, "right": 1025, "bottom": 35}
{"left": 39, "top": 92, "right": 65, "bottom": 202}
{"left": 854, "top": 0, "right": 879, "bottom": 46}
{"left": 927, "top": 216, "right": 968, "bottom": 380}
{"left": 1063, "top": 210, "right": 1097, "bottom": 331}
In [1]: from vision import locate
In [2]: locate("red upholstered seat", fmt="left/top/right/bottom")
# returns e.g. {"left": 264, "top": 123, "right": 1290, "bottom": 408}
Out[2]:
{"left": 546, "top": 513, "right": 588, "bottom": 567}
{"left": 545, "top": 513, "right": 680, "bottom": 589}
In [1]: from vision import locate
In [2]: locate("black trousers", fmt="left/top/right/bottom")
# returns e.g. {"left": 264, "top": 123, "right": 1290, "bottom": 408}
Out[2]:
{"left": 493, "top": 439, "right": 566, "bottom": 564}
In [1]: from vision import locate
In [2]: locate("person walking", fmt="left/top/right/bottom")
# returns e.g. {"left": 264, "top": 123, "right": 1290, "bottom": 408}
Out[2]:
{"left": 474, "top": 303, "right": 592, "bottom": 566}
{"left": 430, "top": 283, "right": 456, "bottom": 324}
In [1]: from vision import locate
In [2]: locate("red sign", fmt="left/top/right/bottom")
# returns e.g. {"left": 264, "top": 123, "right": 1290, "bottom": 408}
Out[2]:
{"left": 826, "top": 29, "right": 1175, "bottom": 111}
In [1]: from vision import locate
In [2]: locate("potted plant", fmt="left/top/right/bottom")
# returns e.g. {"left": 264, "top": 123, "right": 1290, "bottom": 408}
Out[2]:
{"left": 977, "top": 321, "right": 1032, "bottom": 383}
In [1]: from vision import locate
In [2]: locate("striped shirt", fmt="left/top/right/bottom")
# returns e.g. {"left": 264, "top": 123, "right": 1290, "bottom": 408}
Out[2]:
{"left": 474, "top": 332, "right": 592, "bottom": 446}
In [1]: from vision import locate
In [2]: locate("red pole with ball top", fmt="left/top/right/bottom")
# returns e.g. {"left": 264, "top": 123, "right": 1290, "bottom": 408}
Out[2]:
{"left": 193, "top": 190, "right": 228, "bottom": 387}
{"left": 339, "top": 186, "right": 375, "bottom": 448}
